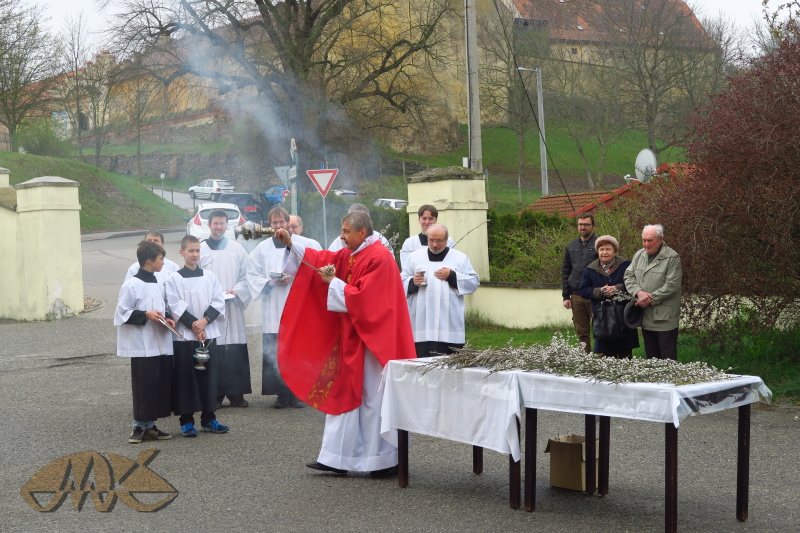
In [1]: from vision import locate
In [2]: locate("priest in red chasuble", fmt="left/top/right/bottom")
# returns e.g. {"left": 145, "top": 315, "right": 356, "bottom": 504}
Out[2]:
{"left": 276, "top": 210, "right": 415, "bottom": 477}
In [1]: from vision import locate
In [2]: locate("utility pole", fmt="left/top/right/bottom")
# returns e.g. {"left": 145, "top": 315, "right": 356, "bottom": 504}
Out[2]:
{"left": 465, "top": 0, "right": 482, "bottom": 173}
{"left": 518, "top": 67, "right": 548, "bottom": 195}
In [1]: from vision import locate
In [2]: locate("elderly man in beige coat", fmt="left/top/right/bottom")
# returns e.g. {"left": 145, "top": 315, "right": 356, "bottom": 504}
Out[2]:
{"left": 623, "top": 224, "right": 682, "bottom": 360}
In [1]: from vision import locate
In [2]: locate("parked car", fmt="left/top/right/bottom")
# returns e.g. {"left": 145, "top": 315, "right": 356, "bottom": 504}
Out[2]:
{"left": 264, "top": 185, "right": 289, "bottom": 207}
{"left": 188, "top": 179, "right": 235, "bottom": 201}
{"left": 186, "top": 202, "right": 244, "bottom": 241}
{"left": 217, "top": 193, "right": 270, "bottom": 224}
{"left": 333, "top": 189, "right": 359, "bottom": 199}
{"left": 372, "top": 198, "right": 408, "bottom": 210}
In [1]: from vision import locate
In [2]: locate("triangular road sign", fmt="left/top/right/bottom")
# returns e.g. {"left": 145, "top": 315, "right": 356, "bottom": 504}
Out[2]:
{"left": 306, "top": 169, "right": 339, "bottom": 198}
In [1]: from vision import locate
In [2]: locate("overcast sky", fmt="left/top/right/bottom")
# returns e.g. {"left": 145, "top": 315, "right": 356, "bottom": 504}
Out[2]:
{"left": 37, "top": 0, "right": 770, "bottom": 45}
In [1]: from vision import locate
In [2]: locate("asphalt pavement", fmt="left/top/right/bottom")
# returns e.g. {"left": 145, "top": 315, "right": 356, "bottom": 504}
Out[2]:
{"left": 0, "top": 233, "right": 797, "bottom": 532}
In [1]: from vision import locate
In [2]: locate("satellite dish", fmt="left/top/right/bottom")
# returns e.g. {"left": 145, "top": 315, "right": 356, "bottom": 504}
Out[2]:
{"left": 634, "top": 148, "right": 658, "bottom": 183}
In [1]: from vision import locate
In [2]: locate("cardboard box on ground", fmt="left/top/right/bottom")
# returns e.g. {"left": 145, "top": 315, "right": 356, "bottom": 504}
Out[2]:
{"left": 545, "top": 434, "right": 599, "bottom": 491}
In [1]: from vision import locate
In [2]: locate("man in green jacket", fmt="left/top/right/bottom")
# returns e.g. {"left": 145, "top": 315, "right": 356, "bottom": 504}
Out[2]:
{"left": 623, "top": 224, "right": 682, "bottom": 360}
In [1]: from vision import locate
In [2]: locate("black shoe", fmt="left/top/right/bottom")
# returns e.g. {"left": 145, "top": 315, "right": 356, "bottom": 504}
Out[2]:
{"left": 274, "top": 399, "right": 289, "bottom": 409}
{"left": 289, "top": 396, "right": 305, "bottom": 408}
{"left": 143, "top": 426, "right": 172, "bottom": 440}
{"left": 306, "top": 461, "right": 347, "bottom": 475}
{"left": 128, "top": 427, "right": 145, "bottom": 444}
{"left": 369, "top": 465, "right": 398, "bottom": 478}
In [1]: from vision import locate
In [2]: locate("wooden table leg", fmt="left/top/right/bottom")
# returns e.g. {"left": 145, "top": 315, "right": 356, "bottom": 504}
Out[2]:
{"left": 737, "top": 404, "right": 751, "bottom": 521}
{"left": 510, "top": 417, "right": 521, "bottom": 509}
{"left": 525, "top": 408, "right": 537, "bottom": 512}
{"left": 598, "top": 415, "right": 610, "bottom": 496}
{"left": 665, "top": 423, "right": 678, "bottom": 533}
{"left": 473, "top": 445, "right": 483, "bottom": 474}
{"left": 398, "top": 429, "right": 409, "bottom": 487}
{"left": 585, "top": 414, "right": 596, "bottom": 494}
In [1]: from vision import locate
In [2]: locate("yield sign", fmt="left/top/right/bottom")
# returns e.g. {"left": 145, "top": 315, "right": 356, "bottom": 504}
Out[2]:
{"left": 306, "top": 169, "right": 339, "bottom": 197}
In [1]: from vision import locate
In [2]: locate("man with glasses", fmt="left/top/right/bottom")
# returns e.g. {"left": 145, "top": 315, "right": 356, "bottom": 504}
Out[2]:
{"left": 562, "top": 214, "right": 598, "bottom": 353}
{"left": 401, "top": 224, "right": 480, "bottom": 358}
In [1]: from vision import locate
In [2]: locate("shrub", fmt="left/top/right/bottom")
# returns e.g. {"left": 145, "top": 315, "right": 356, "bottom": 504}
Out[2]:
{"left": 15, "top": 119, "right": 74, "bottom": 158}
{"left": 653, "top": 21, "right": 800, "bottom": 338}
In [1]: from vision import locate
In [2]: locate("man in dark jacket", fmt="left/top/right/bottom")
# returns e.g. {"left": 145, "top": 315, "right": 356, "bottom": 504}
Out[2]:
{"left": 561, "top": 214, "right": 598, "bottom": 353}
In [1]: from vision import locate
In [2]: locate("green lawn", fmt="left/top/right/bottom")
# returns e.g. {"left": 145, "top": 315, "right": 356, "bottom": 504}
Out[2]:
{"left": 404, "top": 125, "right": 684, "bottom": 178}
{"left": 1, "top": 152, "right": 187, "bottom": 233}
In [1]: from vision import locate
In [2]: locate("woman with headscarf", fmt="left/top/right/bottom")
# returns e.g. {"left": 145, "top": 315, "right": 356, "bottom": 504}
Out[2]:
{"left": 577, "top": 235, "right": 640, "bottom": 358}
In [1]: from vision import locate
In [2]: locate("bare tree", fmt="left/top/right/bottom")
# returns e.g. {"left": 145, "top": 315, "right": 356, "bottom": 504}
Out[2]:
{"left": 116, "top": 56, "right": 166, "bottom": 181}
{"left": 596, "top": 0, "right": 724, "bottom": 160}
{"left": 104, "top": 0, "right": 459, "bottom": 163}
{"left": 0, "top": 1, "right": 62, "bottom": 151}
{"left": 60, "top": 13, "right": 92, "bottom": 156}
{"left": 478, "top": 13, "right": 544, "bottom": 200}
{"left": 542, "top": 43, "right": 627, "bottom": 190}
{"left": 84, "top": 51, "right": 121, "bottom": 165}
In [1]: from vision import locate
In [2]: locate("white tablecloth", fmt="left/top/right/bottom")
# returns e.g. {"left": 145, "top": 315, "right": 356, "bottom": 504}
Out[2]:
{"left": 380, "top": 359, "right": 772, "bottom": 462}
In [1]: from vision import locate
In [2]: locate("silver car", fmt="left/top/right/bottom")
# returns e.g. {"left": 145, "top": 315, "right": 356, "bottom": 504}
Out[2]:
{"left": 373, "top": 198, "right": 408, "bottom": 210}
{"left": 188, "top": 179, "right": 235, "bottom": 201}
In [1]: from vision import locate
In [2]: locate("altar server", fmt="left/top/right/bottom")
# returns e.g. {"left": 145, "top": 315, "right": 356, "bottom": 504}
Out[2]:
{"left": 124, "top": 230, "right": 179, "bottom": 282}
{"left": 115, "top": 240, "right": 175, "bottom": 444}
{"left": 200, "top": 209, "right": 252, "bottom": 408}
{"left": 399, "top": 204, "right": 455, "bottom": 271}
{"left": 401, "top": 224, "right": 480, "bottom": 358}
{"left": 166, "top": 235, "right": 229, "bottom": 437}
{"left": 247, "top": 206, "right": 302, "bottom": 408}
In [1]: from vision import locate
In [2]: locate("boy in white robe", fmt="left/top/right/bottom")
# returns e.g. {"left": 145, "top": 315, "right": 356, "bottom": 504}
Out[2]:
{"left": 123, "top": 230, "right": 179, "bottom": 283}
{"left": 200, "top": 209, "right": 253, "bottom": 408}
{"left": 400, "top": 224, "right": 480, "bottom": 358}
{"left": 114, "top": 240, "right": 176, "bottom": 444}
{"left": 166, "top": 235, "right": 228, "bottom": 437}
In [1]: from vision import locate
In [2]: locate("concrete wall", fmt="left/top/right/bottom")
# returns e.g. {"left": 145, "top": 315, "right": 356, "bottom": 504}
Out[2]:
{"left": 465, "top": 285, "right": 572, "bottom": 329}
{"left": 0, "top": 173, "right": 83, "bottom": 320}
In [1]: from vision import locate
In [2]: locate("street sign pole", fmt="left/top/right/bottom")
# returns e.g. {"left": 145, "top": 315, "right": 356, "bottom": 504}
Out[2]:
{"left": 306, "top": 168, "right": 339, "bottom": 247}
{"left": 322, "top": 196, "right": 327, "bottom": 245}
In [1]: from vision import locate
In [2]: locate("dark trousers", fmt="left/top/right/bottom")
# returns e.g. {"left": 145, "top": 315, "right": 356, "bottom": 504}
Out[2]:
{"left": 570, "top": 294, "right": 593, "bottom": 353}
{"left": 415, "top": 342, "right": 464, "bottom": 359}
{"left": 642, "top": 328, "right": 679, "bottom": 360}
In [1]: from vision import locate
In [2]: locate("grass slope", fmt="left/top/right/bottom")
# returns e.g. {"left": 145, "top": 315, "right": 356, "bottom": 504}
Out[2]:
{"left": 1, "top": 152, "right": 187, "bottom": 233}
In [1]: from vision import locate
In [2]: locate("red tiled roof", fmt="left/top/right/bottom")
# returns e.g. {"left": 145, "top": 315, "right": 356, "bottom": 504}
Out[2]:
{"left": 523, "top": 190, "right": 610, "bottom": 216}
{"left": 523, "top": 163, "right": 690, "bottom": 217}
{"left": 513, "top": 0, "right": 716, "bottom": 50}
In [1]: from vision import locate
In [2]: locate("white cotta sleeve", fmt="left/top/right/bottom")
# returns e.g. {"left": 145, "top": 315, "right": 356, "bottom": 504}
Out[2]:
{"left": 209, "top": 274, "right": 226, "bottom": 317}
{"left": 282, "top": 240, "right": 306, "bottom": 276}
{"left": 455, "top": 257, "right": 480, "bottom": 296}
{"left": 400, "top": 252, "right": 416, "bottom": 290}
{"left": 327, "top": 277, "right": 348, "bottom": 313}
{"left": 113, "top": 282, "right": 137, "bottom": 326}
{"left": 247, "top": 245, "right": 269, "bottom": 298}
{"left": 233, "top": 248, "right": 252, "bottom": 307}
{"left": 166, "top": 274, "right": 188, "bottom": 319}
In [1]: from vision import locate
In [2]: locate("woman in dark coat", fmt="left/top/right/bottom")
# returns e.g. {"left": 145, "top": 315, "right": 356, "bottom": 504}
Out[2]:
{"left": 577, "top": 235, "right": 640, "bottom": 358}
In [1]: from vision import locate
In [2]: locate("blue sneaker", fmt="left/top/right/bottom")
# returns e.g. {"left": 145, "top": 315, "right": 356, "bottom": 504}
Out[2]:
{"left": 181, "top": 423, "right": 198, "bottom": 438}
{"left": 201, "top": 420, "right": 229, "bottom": 434}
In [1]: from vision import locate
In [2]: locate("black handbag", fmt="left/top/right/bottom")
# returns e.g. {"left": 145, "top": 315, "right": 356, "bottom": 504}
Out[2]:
{"left": 592, "top": 300, "right": 627, "bottom": 341}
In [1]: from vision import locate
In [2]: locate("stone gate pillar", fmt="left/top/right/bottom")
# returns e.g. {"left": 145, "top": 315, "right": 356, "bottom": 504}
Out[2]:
{"left": 0, "top": 175, "right": 83, "bottom": 320}
{"left": 406, "top": 166, "right": 489, "bottom": 280}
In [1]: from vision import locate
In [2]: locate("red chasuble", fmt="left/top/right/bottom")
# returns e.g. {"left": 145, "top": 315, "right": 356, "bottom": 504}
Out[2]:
{"left": 278, "top": 241, "right": 416, "bottom": 415}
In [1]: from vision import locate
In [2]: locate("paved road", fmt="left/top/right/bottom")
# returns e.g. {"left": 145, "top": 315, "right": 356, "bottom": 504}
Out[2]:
{"left": 0, "top": 233, "right": 797, "bottom": 532}
{"left": 151, "top": 187, "right": 197, "bottom": 210}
